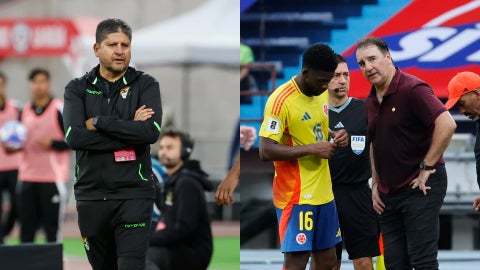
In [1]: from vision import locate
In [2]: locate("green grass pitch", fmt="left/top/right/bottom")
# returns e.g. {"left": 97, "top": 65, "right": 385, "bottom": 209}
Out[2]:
{"left": 7, "top": 236, "right": 240, "bottom": 269}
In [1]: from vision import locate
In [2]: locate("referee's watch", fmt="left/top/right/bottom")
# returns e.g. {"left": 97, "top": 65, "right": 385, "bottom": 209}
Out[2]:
{"left": 419, "top": 160, "right": 435, "bottom": 170}
{"left": 92, "top": 116, "right": 100, "bottom": 127}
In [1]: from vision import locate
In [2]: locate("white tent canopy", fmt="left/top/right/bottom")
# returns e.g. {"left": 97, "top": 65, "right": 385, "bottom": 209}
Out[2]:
{"left": 132, "top": 0, "right": 240, "bottom": 66}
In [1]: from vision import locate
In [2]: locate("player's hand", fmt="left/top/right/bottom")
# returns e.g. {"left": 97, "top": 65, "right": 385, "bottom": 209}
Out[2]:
{"left": 240, "top": 126, "right": 257, "bottom": 151}
{"left": 473, "top": 197, "right": 480, "bottom": 211}
{"left": 38, "top": 138, "right": 52, "bottom": 149}
{"left": 330, "top": 129, "right": 349, "bottom": 147}
{"left": 310, "top": 141, "right": 336, "bottom": 159}
{"left": 372, "top": 182, "right": 385, "bottom": 214}
{"left": 410, "top": 169, "right": 435, "bottom": 195}
{"left": 215, "top": 172, "right": 239, "bottom": 206}
{"left": 85, "top": 118, "right": 96, "bottom": 131}
{"left": 134, "top": 105, "right": 155, "bottom": 121}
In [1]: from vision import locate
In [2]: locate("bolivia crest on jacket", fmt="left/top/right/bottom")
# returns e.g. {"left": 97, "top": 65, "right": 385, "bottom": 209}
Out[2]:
{"left": 120, "top": 86, "right": 130, "bottom": 99}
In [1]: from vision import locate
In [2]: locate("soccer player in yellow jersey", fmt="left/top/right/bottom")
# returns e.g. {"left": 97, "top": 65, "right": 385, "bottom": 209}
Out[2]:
{"left": 259, "top": 44, "right": 348, "bottom": 270}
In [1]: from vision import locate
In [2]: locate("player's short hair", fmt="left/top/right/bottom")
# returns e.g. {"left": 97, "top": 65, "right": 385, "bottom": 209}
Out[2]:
{"left": 96, "top": 18, "right": 132, "bottom": 44}
{"left": 159, "top": 128, "right": 195, "bottom": 150}
{"left": 301, "top": 43, "right": 338, "bottom": 72}
{"left": 28, "top": 68, "right": 50, "bottom": 81}
{"left": 335, "top": 54, "right": 346, "bottom": 64}
{"left": 356, "top": 36, "right": 390, "bottom": 55}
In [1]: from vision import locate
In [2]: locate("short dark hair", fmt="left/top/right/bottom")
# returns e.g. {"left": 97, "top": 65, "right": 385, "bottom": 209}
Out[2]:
{"left": 28, "top": 68, "right": 50, "bottom": 81}
{"left": 95, "top": 18, "right": 132, "bottom": 44}
{"left": 335, "top": 53, "right": 346, "bottom": 64}
{"left": 0, "top": 71, "right": 7, "bottom": 84}
{"left": 159, "top": 128, "right": 195, "bottom": 150}
{"left": 301, "top": 44, "right": 338, "bottom": 72}
{"left": 356, "top": 36, "right": 390, "bottom": 55}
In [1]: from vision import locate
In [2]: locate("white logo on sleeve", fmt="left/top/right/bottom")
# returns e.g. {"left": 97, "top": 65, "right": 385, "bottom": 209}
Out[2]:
{"left": 266, "top": 117, "right": 280, "bottom": 134}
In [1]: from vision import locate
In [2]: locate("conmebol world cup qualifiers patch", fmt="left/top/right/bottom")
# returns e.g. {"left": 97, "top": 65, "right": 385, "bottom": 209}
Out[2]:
{"left": 342, "top": 0, "right": 480, "bottom": 99}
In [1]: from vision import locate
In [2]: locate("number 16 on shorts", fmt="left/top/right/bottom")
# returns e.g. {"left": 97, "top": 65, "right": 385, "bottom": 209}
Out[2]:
{"left": 299, "top": 211, "right": 313, "bottom": 231}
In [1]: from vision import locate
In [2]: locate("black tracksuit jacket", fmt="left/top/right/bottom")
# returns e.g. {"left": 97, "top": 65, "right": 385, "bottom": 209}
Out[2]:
{"left": 150, "top": 160, "right": 214, "bottom": 270}
{"left": 63, "top": 65, "right": 162, "bottom": 200}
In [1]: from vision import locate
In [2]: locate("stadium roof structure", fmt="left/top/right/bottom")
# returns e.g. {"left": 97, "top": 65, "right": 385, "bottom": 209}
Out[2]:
{"left": 132, "top": 0, "right": 239, "bottom": 67}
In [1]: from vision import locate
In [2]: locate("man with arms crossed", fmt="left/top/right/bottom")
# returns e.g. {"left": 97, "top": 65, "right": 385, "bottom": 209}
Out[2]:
{"left": 328, "top": 54, "right": 379, "bottom": 270}
{"left": 259, "top": 44, "right": 348, "bottom": 270}
{"left": 356, "top": 36, "right": 456, "bottom": 270}
{"left": 63, "top": 19, "right": 162, "bottom": 270}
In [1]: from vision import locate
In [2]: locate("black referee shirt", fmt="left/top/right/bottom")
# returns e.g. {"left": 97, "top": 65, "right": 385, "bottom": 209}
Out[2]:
{"left": 329, "top": 97, "right": 371, "bottom": 186}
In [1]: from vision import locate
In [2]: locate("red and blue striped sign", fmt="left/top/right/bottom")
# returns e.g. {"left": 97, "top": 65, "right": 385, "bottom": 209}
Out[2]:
{"left": 343, "top": 0, "right": 480, "bottom": 98}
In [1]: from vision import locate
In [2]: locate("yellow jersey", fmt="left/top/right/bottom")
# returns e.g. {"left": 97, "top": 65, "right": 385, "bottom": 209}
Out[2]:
{"left": 259, "top": 77, "right": 334, "bottom": 209}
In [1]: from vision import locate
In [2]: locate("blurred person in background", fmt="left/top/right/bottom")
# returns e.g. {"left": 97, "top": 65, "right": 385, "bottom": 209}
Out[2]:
{"left": 18, "top": 68, "right": 70, "bottom": 243}
{"left": 146, "top": 129, "right": 213, "bottom": 270}
{"left": 327, "top": 54, "right": 379, "bottom": 270}
{"left": 240, "top": 42, "right": 258, "bottom": 104}
{"left": 150, "top": 151, "right": 167, "bottom": 224}
{"left": 0, "top": 71, "right": 21, "bottom": 243}
{"left": 215, "top": 125, "right": 256, "bottom": 206}
{"left": 443, "top": 71, "right": 480, "bottom": 212}
{"left": 63, "top": 18, "right": 162, "bottom": 270}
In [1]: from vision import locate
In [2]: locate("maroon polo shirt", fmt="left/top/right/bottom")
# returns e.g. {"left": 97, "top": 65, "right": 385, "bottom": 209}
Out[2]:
{"left": 365, "top": 68, "right": 446, "bottom": 196}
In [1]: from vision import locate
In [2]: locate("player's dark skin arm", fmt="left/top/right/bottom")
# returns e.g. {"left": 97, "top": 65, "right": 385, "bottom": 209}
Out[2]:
{"left": 259, "top": 129, "right": 348, "bottom": 161}
{"left": 259, "top": 137, "right": 336, "bottom": 161}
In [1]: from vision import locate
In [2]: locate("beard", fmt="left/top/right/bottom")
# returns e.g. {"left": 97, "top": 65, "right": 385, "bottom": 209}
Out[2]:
{"left": 160, "top": 157, "right": 182, "bottom": 168}
{"left": 105, "top": 63, "right": 128, "bottom": 76}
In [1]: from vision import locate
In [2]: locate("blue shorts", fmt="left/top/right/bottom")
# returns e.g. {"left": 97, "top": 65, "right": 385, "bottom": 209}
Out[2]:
{"left": 276, "top": 201, "right": 342, "bottom": 252}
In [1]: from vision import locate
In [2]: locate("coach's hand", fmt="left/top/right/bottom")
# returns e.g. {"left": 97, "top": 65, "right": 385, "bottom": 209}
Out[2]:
{"left": 410, "top": 169, "right": 435, "bottom": 195}
{"left": 85, "top": 118, "right": 96, "bottom": 131}
{"left": 473, "top": 197, "right": 480, "bottom": 211}
{"left": 372, "top": 182, "right": 385, "bottom": 214}
{"left": 134, "top": 105, "right": 155, "bottom": 121}
{"left": 310, "top": 141, "right": 336, "bottom": 159}
{"left": 330, "top": 129, "right": 349, "bottom": 147}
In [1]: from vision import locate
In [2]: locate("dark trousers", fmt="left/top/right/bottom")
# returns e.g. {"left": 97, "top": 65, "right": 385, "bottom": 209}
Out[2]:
{"left": 0, "top": 170, "right": 18, "bottom": 243}
{"left": 77, "top": 199, "right": 153, "bottom": 270}
{"left": 145, "top": 247, "right": 172, "bottom": 270}
{"left": 18, "top": 181, "right": 65, "bottom": 243}
{"left": 379, "top": 165, "right": 447, "bottom": 270}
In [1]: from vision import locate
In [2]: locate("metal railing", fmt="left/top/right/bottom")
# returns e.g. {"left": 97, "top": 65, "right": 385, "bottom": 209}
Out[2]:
{"left": 241, "top": 62, "right": 278, "bottom": 123}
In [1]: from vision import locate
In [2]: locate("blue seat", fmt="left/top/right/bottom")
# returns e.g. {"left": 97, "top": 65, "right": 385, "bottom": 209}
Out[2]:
{"left": 240, "top": 0, "right": 381, "bottom": 123}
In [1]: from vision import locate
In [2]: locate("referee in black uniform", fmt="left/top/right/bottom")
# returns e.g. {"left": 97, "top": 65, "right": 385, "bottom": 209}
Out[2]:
{"left": 328, "top": 54, "right": 380, "bottom": 270}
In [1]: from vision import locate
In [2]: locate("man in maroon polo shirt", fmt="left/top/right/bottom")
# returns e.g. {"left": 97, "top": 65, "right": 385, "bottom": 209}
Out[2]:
{"left": 355, "top": 36, "right": 456, "bottom": 270}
